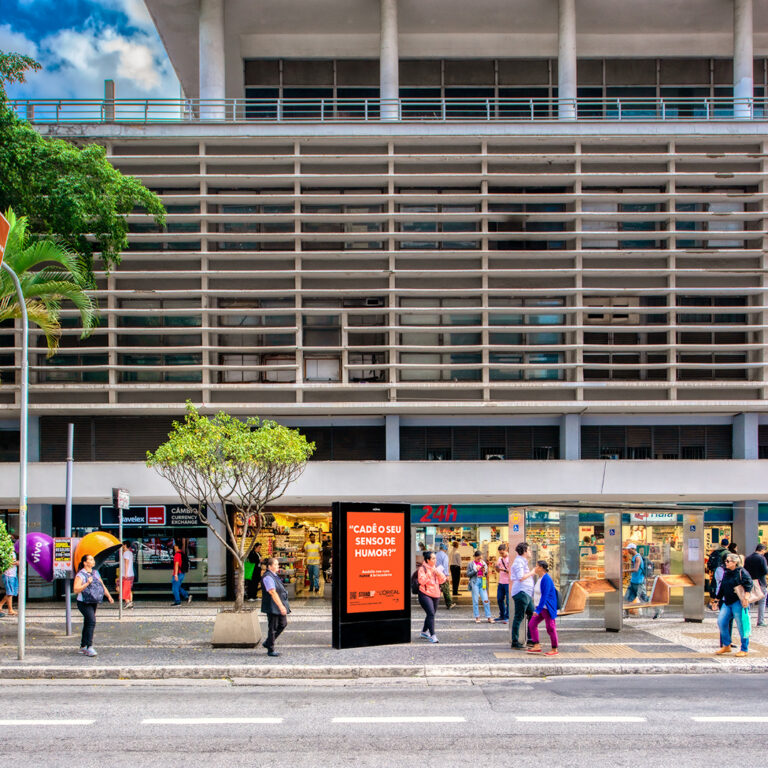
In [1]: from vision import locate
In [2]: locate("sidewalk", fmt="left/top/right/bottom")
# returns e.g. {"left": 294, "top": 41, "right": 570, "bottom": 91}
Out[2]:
{"left": 1, "top": 599, "right": 766, "bottom": 679}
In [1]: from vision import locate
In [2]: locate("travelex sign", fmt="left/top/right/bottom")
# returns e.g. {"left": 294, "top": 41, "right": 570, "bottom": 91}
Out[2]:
{"left": 99, "top": 506, "right": 201, "bottom": 527}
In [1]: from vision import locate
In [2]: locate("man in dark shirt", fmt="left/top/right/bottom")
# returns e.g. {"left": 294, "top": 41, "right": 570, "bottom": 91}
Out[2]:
{"left": 744, "top": 543, "right": 768, "bottom": 627}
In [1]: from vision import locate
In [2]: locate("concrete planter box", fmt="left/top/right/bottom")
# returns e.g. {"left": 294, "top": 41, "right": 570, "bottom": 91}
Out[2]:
{"left": 211, "top": 609, "right": 262, "bottom": 648}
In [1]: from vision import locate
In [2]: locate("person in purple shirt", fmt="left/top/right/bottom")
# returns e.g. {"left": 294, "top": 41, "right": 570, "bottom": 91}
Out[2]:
{"left": 527, "top": 560, "right": 559, "bottom": 656}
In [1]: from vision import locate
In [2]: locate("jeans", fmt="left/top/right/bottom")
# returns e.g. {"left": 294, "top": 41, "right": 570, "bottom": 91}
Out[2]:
{"left": 265, "top": 613, "right": 288, "bottom": 651}
{"left": 511, "top": 591, "right": 533, "bottom": 645}
{"left": 418, "top": 592, "right": 439, "bottom": 636}
{"left": 752, "top": 578, "right": 767, "bottom": 625}
{"left": 470, "top": 579, "right": 491, "bottom": 619}
{"left": 450, "top": 565, "right": 461, "bottom": 595}
{"left": 718, "top": 600, "right": 751, "bottom": 652}
{"left": 529, "top": 608, "right": 558, "bottom": 649}
{"left": 77, "top": 601, "right": 97, "bottom": 649}
{"left": 497, "top": 583, "right": 510, "bottom": 620}
{"left": 172, "top": 573, "right": 189, "bottom": 604}
{"left": 440, "top": 580, "right": 453, "bottom": 609}
{"left": 624, "top": 580, "right": 649, "bottom": 605}
{"left": 307, "top": 564, "right": 320, "bottom": 591}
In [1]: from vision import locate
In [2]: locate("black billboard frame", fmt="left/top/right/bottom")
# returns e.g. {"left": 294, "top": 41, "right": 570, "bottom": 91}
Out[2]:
{"left": 332, "top": 501, "right": 411, "bottom": 650}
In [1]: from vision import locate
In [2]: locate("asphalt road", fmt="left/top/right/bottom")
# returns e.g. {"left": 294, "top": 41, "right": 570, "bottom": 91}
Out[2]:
{"left": 0, "top": 674, "right": 763, "bottom": 768}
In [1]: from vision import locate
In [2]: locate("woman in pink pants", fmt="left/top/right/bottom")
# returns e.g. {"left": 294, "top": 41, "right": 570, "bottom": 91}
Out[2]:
{"left": 527, "top": 560, "right": 559, "bottom": 656}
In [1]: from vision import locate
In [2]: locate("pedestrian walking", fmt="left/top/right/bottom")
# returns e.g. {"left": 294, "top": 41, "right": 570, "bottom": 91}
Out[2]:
{"left": 467, "top": 550, "right": 492, "bottom": 623}
{"left": 171, "top": 541, "right": 191, "bottom": 606}
{"left": 449, "top": 541, "right": 462, "bottom": 596}
{"left": 728, "top": 541, "right": 744, "bottom": 567}
{"left": 73, "top": 554, "right": 114, "bottom": 657}
{"left": 0, "top": 546, "right": 19, "bottom": 617}
{"left": 527, "top": 560, "right": 559, "bottom": 656}
{"left": 321, "top": 538, "right": 332, "bottom": 584}
{"left": 510, "top": 542, "right": 535, "bottom": 648}
{"left": 417, "top": 550, "right": 447, "bottom": 643}
{"left": 744, "top": 543, "right": 768, "bottom": 627}
{"left": 261, "top": 557, "right": 290, "bottom": 657}
{"left": 246, "top": 542, "right": 262, "bottom": 602}
{"left": 494, "top": 544, "right": 510, "bottom": 624}
{"left": 623, "top": 542, "right": 661, "bottom": 618}
{"left": 435, "top": 545, "right": 453, "bottom": 609}
{"left": 714, "top": 552, "right": 753, "bottom": 657}
{"left": 304, "top": 533, "right": 321, "bottom": 594}
{"left": 120, "top": 541, "right": 134, "bottom": 609}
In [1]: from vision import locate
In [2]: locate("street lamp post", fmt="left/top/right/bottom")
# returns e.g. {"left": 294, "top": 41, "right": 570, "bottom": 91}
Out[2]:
{"left": 1, "top": 260, "right": 29, "bottom": 661}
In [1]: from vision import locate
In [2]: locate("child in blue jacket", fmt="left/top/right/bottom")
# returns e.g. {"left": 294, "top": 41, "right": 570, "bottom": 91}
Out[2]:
{"left": 527, "top": 560, "right": 559, "bottom": 656}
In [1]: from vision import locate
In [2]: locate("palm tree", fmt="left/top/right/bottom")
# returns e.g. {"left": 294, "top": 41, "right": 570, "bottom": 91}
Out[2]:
{"left": 0, "top": 208, "right": 97, "bottom": 355}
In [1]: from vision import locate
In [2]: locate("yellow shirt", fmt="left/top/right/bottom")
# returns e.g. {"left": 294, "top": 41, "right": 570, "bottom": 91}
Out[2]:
{"left": 304, "top": 541, "right": 321, "bottom": 566}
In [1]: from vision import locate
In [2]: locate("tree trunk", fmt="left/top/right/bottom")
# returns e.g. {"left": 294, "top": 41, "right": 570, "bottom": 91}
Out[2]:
{"left": 234, "top": 560, "right": 245, "bottom": 612}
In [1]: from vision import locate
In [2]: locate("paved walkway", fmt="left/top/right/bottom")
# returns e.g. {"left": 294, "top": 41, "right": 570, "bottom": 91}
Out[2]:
{"left": 1, "top": 599, "right": 765, "bottom": 678}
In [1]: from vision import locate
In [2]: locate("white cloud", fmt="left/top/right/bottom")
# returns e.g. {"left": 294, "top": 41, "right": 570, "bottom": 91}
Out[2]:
{"left": 3, "top": 20, "right": 178, "bottom": 100}
{"left": 98, "top": 0, "right": 155, "bottom": 31}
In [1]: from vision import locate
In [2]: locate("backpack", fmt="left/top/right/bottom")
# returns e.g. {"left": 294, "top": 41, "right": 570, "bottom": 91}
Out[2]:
{"left": 78, "top": 569, "right": 105, "bottom": 604}
{"left": 706, "top": 547, "right": 725, "bottom": 574}
{"left": 180, "top": 552, "right": 190, "bottom": 574}
{"left": 645, "top": 557, "right": 654, "bottom": 579}
{"left": 410, "top": 568, "right": 420, "bottom": 595}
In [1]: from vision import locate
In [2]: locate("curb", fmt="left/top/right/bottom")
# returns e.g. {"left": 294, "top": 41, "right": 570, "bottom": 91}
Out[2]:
{"left": 1, "top": 661, "right": 767, "bottom": 680}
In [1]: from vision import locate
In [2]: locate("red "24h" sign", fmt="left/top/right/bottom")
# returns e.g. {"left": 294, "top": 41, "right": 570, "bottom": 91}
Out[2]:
{"left": 419, "top": 505, "right": 458, "bottom": 523}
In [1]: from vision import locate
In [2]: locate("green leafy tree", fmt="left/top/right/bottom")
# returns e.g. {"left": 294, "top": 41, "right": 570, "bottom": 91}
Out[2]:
{"left": 0, "top": 520, "right": 15, "bottom": 573}
{"left": 147, "top": 404, "right": 315, "bottom": 612}
{"left": 1, "top": 208, "right": 98, "bottom": 354}
{"left": 0, "top": 51, "right": 165, "bottom": 274}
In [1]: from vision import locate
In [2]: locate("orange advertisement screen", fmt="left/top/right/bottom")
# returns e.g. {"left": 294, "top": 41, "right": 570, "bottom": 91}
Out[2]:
{"left": 346, "top": 511, "right": 405, "bottom": 614}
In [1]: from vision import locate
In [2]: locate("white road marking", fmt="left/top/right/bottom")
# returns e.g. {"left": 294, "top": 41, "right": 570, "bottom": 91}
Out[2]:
{"left": 516, "top": 716, "right": 646, "bottom": 723}
{"left": 0, "top": 719, "right": 94, "bottom": 726}
{"left": 691, "top": 716, "right": 768, "bottom": 723}
{"left": 143, "top": 717, "right": 283, "bottom": 725}
{"left": 332, "top": 716, "right": 466, "bottom": 724}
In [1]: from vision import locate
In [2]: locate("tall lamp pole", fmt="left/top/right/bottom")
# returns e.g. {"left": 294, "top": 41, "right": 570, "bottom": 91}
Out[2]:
{"left": 1, "top": 260, "right": 29, "bottom": 661}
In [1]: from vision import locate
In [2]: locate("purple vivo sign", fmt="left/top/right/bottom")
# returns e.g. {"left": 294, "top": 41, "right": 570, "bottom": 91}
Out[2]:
{"left": 14, "top": 532, "right": 54, "bottom": 582}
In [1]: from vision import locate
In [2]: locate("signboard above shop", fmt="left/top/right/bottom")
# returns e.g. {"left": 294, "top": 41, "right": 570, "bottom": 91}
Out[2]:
{"left": 100, "top": 505, "right": 203, "bottom": 527}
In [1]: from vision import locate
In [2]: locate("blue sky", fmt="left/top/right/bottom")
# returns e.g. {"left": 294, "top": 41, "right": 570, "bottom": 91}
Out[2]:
{"left": 1, "top": 0, "right": 178, "bottom": 99}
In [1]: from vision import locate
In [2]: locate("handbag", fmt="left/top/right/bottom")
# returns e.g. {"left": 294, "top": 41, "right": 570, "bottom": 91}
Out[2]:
{"left": 734, "top": 570, "right": 765, "bottom": 608}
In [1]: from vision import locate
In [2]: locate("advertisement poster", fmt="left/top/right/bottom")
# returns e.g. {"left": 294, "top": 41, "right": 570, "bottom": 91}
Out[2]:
{"left": 53, "top": 538, "right": 73, "bottom": 579}
{"left": 346, "top": 511, "right": 405, "bottom": 614}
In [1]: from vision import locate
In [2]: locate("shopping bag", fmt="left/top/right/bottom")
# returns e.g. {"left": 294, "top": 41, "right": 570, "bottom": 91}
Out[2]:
{"left": 244, "top": 562, "right": 255, "bottom": 580}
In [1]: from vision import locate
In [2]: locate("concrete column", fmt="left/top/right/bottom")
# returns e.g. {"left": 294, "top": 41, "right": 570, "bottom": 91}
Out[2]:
{"left": 380, "top": 0, "right": 399, "bottom": 121}
{"left": 734, "top": 0, "right": 754, "bottom": 119}
{"left": 199, "top": 0, "right": 226, "bottom": 120}
{"left": 385, "top": 414, "right": 400, "bottom": 461}
{"left": 104, "top": 79, "right": 115, "bottom": 122}
{"left": 734, "top": 499, "right": 759, "bottom": 556}
{"left": 732, "top": 412, "right": 758, "bottom": 459}
{"left": 557, "top": 0, "right": 577, "bottom": 121}
{"left": 207, "top": 503, "right": 227, "bottom": 599}
{"left": 560, "top": 413, "right": 581, "bottom": 459}
{"left": 27, "top": 415, "right": 39, "bottom": 462}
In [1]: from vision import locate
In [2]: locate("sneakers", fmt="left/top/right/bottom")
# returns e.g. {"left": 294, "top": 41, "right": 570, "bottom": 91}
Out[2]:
{"left": 419, "top": 631, "right": 432, "bottom": 640}
{"left": 187, "top": 594, "right": 193, "bottom": 604}
{"left": 84, "top": 647, "right": 97, "bottom": 657}
{"left": 123, "top": 601, "right": 133, "bottom": 610}
{"left": 715, "top": 646, "right": 732, "bottom": 655}
{"left": 527, "top": 646, "right": 542, "bottom": 654}
{"left": 171, "top": 602, "right": 181, "bottom": 607}
{"left": 267, "top": 650, "right": 281, "bottom": 657}
{"left": 735, "top": 651, "right": 749, "bottom": 657}
{"left": 78, "top": 646, "right": 86, "bottom": 654}
{"left": 511, "top": 643, "right": 525, "bottom": 650}
{"left": 428, "top": 635, "right": 439, "bottom": 644}
{"left": 757, "top": 622, "right": 767, "bottom": 627}
{"left": 544, "top": 649, "right": 559, "bottom": 656}
{"left": 246, "top": 598, "right": 257, "bottom": 602}
{"left": 653, "top": 608, "right": 663, "bottom": 620}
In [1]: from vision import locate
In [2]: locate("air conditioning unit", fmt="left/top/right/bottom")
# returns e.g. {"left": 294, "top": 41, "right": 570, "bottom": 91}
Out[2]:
{"left": 584, "top": 297, "right": 640, "bottom": 325}
{"left": 365, "top": 297, "right": 385, "bottom": 307}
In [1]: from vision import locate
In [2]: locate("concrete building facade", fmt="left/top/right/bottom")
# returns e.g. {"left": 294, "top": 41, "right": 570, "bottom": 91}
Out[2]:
{"left": 4, "top": 0, "right": 768, "bottom": 597}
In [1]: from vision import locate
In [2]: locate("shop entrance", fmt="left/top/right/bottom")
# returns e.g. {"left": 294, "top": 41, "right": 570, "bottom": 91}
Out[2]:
{"left": 252, "top": 508, "right": 333, "bottom": 600}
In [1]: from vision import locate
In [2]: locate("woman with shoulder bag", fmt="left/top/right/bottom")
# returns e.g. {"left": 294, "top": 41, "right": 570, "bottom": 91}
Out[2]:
{"left": 713, "top": 553, "right": 753, "bottom": 657}
{"left": 73, "top": 554, "right": 114, "bottom": 657}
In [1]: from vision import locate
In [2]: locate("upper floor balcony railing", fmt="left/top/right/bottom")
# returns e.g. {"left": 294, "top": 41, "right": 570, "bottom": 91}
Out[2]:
{"left": 10, "top": 96, "right": 768, "bottom": 124}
